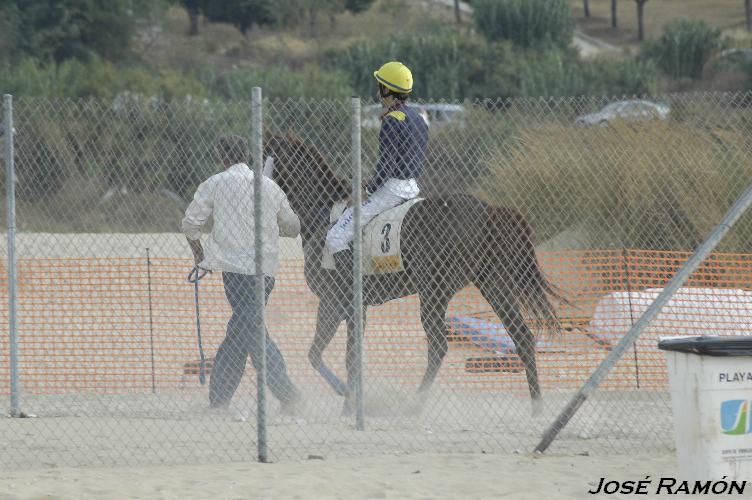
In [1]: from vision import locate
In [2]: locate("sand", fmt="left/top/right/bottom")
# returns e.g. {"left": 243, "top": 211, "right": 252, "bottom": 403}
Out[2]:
{"left": 0, "top": 232, "right": 728, "bottom": 499}
{"left": 0, "top": 452, "right": 682, "bottom": 500}
{"left": 0, "top": 389, "right": 675, "bottom": 471}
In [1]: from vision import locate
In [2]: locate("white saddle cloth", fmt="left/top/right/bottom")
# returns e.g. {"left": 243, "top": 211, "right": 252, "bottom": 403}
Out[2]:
{"left": 322, "top": 198, "right": 423, "bottom": 275}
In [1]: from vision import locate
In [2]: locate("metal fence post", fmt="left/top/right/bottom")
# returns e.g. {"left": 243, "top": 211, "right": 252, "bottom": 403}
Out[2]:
{"left": 146, "top": 247, "right": 156, "bottom": 393}
{"left": 535, "top": 183, "right": 752, "bottom": 453}
{"left": 4, "top": 94, "right": 20, "bottom": 418}
{"left": 252, "top": 87, "right": 268, "bottom": 462}
{"left": 351, "top": 97, "right": 365, "bottom": 431}
{"left": 620, "top": 248, "right": 640, "bottom": 389}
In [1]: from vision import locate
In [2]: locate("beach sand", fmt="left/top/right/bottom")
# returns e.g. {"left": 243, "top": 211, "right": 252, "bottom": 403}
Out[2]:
{"left": 0, "top": 452, "right": 681, "bottom": 500}
{"left": 0, "top": 233, "right": 723, "bottom": 499}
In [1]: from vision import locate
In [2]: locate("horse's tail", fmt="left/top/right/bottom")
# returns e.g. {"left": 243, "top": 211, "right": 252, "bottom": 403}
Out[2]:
{"left": 486, "top": 206, "right": 564, "bottom": 335}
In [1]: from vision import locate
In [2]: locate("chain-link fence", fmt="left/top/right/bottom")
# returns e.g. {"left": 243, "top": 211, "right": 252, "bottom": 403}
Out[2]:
{"left": 1, "top": 91, "right": 752, "bottom": 470}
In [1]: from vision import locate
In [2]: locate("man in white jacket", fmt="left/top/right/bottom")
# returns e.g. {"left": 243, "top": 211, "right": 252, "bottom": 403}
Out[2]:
{"left": 182, "top": 134, "right": 302, "bottom": 413}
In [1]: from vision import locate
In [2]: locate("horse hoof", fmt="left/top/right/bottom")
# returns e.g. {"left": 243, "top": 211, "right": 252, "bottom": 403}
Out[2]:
{"left": 531, "top": 397, "right": 544, "bottom": 418}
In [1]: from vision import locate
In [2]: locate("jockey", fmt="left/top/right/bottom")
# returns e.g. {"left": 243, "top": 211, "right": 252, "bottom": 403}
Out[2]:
{"left": 325, "top": 61, "right": 429, "bottom": 278}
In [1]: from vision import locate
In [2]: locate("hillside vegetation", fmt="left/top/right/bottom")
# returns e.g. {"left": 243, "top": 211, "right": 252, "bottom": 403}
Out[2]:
{"left": 2, "top": 0, "right": 750, "bottom": 100}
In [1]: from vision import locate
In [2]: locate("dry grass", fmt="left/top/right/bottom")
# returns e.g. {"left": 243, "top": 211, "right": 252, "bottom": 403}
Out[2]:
{"left": 568, "top": 0, "right": 748, "bottom": 50}
{"left": 136, "top": 1, "right": 454, "bottom": 74}
{"left": 133, "top": 7, "right": 249, "bottom": 73}
{"left": 476, "top": 116, "right": 752, "bottom": 251}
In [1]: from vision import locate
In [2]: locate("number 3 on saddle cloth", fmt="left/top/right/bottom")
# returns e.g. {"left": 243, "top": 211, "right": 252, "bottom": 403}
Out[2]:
{"left": 322, "top": 198, "right": 423, "bottom": 275}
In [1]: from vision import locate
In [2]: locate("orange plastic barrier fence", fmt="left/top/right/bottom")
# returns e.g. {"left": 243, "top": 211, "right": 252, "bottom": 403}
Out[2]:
{"left": 1, "top": 249, "right": 750, "bottom": 395}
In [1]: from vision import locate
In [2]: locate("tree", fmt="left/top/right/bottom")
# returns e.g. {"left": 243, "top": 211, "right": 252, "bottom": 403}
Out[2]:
{"left": 0, "top": 3, "right": 21, "bottom": 62}
{"left": 180, "top": 0, "right": 202, "bottom": 35}
{"left": 345, "top": 0, "right": 375, "bottom": 13}
{"left": 202, "top": 0, "right": 277, "bottom": 34}
{"left": 635, "top": 0, "right": 648, "bottom": 41}
{"left": 308, "top": 0, "right": 375, "bottom": 30}
{"left": 306, "top": 0, "right": 342, "bottom": 31}
{"left": 1, "top": 0, "right": 133, "bottom": 63}
{"left": 611, "top": 0, "right": 618, "bottom": 28}
{"left": 277, "top": 0, "right": 375, "bottom": 32}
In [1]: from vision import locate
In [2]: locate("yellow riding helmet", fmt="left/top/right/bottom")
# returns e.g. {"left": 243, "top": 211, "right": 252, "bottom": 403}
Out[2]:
{"left": 373, "top": 61, "right": 413, "bottom": 94}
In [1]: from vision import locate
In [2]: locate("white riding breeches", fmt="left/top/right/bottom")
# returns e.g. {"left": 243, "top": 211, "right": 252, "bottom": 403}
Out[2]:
{"left": 325, "top": 178, "right": 419, "bottom": 254}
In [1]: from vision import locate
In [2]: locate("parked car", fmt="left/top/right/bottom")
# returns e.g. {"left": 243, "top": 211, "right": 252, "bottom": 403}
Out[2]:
{"left": 362, "top": 103, "right": 465, "bottom": 129}
{"left": 717, "top": 48, "right": 752, "bottom": 64}
{"left": 575, "top": 100, "right": 670, "bottom": 126}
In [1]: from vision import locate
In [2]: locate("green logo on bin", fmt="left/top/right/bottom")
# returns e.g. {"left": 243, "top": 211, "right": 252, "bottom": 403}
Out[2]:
{"left": 721, "top": 400, "right": 750, "bottom": 435}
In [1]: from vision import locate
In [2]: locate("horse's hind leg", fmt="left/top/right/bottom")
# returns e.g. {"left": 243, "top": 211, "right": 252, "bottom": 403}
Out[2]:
{"left": 416, "top": 290, "right": 451, "bottom": 397}
{"left": 476, "top": 279, "right": 543, "bottom": 416}
{"left": 309, "top": 298, "right": 348, "bottom": 396}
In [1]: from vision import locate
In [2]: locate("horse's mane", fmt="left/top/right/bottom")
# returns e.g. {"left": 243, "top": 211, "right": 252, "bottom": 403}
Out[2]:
{"left": 265, "top": 131, "right": 349, "bottom": 200}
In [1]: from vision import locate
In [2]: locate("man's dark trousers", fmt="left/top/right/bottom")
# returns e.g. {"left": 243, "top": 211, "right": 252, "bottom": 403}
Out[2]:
{"left": 209, "top": 272, "right": 297, "bottom": 407}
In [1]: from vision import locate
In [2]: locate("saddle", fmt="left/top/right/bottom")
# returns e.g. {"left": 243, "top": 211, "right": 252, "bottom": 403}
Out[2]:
{"left": 321, "top": 198, "right": 423, "bottom": 275}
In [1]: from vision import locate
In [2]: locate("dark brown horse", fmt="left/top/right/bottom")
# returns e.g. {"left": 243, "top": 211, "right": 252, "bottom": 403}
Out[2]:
{"left": 264, "top": 132, "right": 561, "bottom": 415}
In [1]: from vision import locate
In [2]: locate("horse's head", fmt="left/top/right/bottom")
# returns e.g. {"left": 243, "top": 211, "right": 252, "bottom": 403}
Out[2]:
{"left": 263, "top": 132, "right": 349, "bottom": 237}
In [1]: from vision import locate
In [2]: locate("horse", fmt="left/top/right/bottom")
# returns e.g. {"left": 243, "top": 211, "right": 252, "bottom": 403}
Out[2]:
{"left": 264, "top": 132, "right": 561, "bottom": 416}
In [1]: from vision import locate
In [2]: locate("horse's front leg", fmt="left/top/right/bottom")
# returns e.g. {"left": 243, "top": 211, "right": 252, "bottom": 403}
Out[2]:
{"left": 309, "top": 298, "right": 348, "bottom": 396}
{"left": 417, "top": 291, "right": 450, "bottom": 393}
{"left": 342, "top": 304, "right": 367, "bottom": 416}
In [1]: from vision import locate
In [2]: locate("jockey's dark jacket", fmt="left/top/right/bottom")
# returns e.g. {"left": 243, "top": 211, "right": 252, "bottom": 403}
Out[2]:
{"left": 366, "top": 103, "right": 429, "bottom": 194}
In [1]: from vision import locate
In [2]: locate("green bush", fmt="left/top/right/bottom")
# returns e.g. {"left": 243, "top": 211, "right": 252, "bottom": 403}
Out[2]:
{"left": 199, "top": 67, "right": 355, "bottom": 170}
{"left": 579, "top": 58, "right": 659, "bottom": 97}
{"left": 0, "top": 58, "right": 207, "bottom": 99}
{"left": 101, "top": 98, "right": 245, "bottom": 198}
{"left": 10, "top": 109, "right": 67, "bottom": 202}
{"left": 1, "top": 0, "right": 134, "bottom": 63}
{"left": 0, "top": 4, "right": 21, "bottom": 62}
{"left": 202, "top": 64, "right": 354, "bottom": 100}
{"left": 642, "top": 19, "right": 724, "bottom": 80}
{"left": 7, "top": 94, "right": 252, "bottom": 205}
{"left": 0, "top": 58, "right": 356, "bottom": 102}
{"left": 330, "top": 32, "right": 657, "bottom": 100}
{"left": 472, "top": 0, "right": 574, "bottom": 49}
{"left": 473, "top": 48, "right": 658, "bottom": 99}
{"left": 329, "top": 31, "right": 490, "bottom": 100}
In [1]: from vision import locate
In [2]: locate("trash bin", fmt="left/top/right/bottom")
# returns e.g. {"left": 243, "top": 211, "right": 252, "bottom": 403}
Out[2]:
{"left": 659, "top": 335, "right": 752, "bottom": 480}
